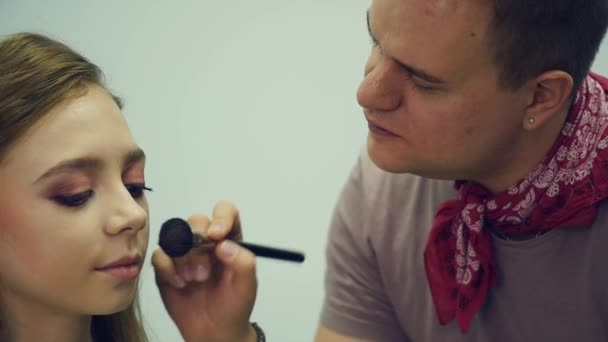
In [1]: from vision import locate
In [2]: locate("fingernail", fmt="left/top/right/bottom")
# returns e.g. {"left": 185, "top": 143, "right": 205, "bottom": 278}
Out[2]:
{"left": 181, "top": 264, "right": 193, "bottom": 281}
{"left": 208, "top": 223, "right": 223, "bottom": 236}
{"left": 194, "top": 264, "right": 209, "bottom": 282}
{"left": 220, "top": 240, "right": 238, "bottom": 260}
{"left": 173, "top": 275, "right": 186, "bottom": 288}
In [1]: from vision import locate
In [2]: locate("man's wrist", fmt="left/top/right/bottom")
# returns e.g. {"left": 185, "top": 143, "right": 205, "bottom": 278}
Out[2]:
{"left": 231, "top": 322, "right": 260, "bottom": 342}
{"left": 246, "top": 323, "right": 258, "bottom": 342}
{"left": 187, "top": 323, "right": 260, "bottom": 342}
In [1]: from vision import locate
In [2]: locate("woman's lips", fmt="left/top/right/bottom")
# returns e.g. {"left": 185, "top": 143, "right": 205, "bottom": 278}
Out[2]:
{"left": 96, "top": 255, "right": 142, "bottom": 281}
{"left": 98, "top": 264, "right": 141, "bottom": 281}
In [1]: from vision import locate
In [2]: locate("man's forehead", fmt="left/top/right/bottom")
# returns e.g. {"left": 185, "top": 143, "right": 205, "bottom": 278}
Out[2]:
{"left": 421, "top": 0, "right": 463, "bottom": 15}
{"left": 373, "top": 0, "right": 489, "bottom": 19}
{"left": 370, "top": 0, "right": 495, "bottom": 84}
{"left": 371, "top": 0, "right": 492, "bottom": 41}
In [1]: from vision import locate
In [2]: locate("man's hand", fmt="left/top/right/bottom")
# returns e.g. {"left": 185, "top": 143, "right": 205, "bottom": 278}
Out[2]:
{"left": 152, "top": 201, "right": 258, "bottom": 342}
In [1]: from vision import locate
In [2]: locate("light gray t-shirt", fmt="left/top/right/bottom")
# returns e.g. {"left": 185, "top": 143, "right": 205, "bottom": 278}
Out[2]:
{"left": 320, "top": 149, "right": 608, "bottom": 342}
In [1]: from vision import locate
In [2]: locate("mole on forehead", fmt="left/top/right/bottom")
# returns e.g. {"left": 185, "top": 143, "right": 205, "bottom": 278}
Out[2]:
{"left": 417, "top": 0, "right": 484, "bottom": 38}
{"left": 421, "top": 0, "right": 463, "bottom": 16}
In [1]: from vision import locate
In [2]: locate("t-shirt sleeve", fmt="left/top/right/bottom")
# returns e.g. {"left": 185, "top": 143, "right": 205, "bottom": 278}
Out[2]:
{"left": 319, "top": 151, "right": 408, "bottom": 341}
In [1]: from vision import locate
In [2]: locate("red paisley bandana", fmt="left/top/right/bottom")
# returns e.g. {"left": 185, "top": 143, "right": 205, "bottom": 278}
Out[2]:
{"left": 424, "top": 73, "right": 608, "bottom": 333}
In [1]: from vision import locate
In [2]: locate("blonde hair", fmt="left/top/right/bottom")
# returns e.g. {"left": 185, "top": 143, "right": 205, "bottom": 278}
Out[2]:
{"left": 0, "top": 32, "right": 148, "bottom": 341}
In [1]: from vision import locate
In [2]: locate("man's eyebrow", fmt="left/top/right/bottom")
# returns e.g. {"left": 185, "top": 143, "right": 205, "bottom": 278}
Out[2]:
{"left": 34, "top": 148, "right": 146, "bottom": 184}
{"left": 366, "top": 9, "right": 446, "bottom": 84}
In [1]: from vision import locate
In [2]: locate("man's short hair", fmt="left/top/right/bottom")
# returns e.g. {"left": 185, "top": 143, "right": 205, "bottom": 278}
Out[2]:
{"left": 489, "top": 0, "right": 608, "bottom": 91}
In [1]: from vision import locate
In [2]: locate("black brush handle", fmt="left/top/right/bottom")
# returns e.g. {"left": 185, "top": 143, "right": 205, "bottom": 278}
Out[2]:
{"left": 236, "top": 241, "right": 305, "bottom": 263}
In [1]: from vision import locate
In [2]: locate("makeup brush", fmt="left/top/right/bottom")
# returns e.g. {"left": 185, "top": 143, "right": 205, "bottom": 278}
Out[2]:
{"left": 159, "top": 218, "right": 305, "bottom": 263}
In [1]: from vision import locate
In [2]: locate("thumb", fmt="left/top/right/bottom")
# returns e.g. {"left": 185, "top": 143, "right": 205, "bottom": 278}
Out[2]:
{"left": 216, "top": 240, "right": 257, "bottom": 291}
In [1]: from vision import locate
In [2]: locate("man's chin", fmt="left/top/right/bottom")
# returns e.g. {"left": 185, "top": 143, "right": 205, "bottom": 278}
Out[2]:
{"left": 367, "top": 143, "right": 454, "bottom": 180}
{"left": 367, "top": 144, "right": 413, "bottom": 174}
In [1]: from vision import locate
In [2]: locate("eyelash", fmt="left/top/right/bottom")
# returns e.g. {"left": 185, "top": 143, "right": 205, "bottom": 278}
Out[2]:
{"left": 404, "top": 73, "right": 434, "bottom": 92}
{"left": 126, "top": 184, "right": 153, "bottom": 199}
{"left": 53, "top": 184, "right": 153, "bottom": 208}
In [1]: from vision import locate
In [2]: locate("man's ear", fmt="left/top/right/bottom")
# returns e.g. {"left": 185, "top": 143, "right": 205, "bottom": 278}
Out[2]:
{"left": 522, "top": 70, "right": 574, "bottom": 131}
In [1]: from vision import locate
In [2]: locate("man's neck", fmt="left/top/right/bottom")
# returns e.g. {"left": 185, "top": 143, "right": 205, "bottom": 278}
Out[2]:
{"left": 475, "top": 107, "right": 570, "bottom": 194}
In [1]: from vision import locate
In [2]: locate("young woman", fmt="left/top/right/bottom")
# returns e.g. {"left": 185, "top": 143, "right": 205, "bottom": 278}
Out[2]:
{"left": 0, "top": 32, "right": 258, "bottom": 342}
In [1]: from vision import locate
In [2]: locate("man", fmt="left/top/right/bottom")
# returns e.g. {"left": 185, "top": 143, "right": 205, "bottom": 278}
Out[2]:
{"left": 316, "top": 0, "right": 608, "bottom": 341}
{"left": 154, "top": 0, "right": 608, "bottom": 340}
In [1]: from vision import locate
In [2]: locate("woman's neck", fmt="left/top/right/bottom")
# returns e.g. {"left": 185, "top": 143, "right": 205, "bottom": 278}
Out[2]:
{"left": 0, "top": 292, "right": 92, "bottom": 342}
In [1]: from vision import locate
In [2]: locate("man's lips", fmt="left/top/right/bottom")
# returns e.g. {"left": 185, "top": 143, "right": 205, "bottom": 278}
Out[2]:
{"left": 367, "top": 120, "right": 400, "bottom": 137}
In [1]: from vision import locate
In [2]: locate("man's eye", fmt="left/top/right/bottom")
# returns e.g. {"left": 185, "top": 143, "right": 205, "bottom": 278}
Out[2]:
{"left": 404, "top": 73, "right": 435, "bottom": 92}
{"left": 53, "top": 191, "right": 94, "bottom": 208}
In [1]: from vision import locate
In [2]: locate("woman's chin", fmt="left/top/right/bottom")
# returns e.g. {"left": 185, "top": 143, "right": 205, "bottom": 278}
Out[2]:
{"left": 89, "top": 291, "right": 136, "bottom": 315}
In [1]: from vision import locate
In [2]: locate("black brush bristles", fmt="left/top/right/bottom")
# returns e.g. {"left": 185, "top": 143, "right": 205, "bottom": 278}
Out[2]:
{"left": 159, "top": 218, "right": 194, "bottom": 257}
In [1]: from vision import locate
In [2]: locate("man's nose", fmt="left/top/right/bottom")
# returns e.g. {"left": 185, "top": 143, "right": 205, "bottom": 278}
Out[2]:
{"left": 357, "top": 56, "right": 403, "bottom": 113}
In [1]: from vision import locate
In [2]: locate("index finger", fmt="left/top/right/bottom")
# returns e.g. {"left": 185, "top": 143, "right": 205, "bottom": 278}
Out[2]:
{"left": 207, "top": 200, "right": 242, "bottom": 241}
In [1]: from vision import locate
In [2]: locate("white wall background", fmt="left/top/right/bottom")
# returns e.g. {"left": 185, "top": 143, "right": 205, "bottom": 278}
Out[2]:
{"left": 0, "top": 1, "right": 369, "bottom": 341}
{"left": 1, "top": 1, "right": 607, "bottom": 341}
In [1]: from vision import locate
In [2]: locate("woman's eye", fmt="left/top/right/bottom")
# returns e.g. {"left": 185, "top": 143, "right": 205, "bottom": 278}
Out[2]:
{"left": 126, "top": 184, "right": 153, "bottom": 199}
{"left": 53, "top": 190, "right": 94, "bottom": 208}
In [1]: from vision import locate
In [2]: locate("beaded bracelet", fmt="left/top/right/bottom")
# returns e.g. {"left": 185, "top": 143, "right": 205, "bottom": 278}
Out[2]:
{"left": 251, "top": 322, "right": 266, "bottom": 342}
